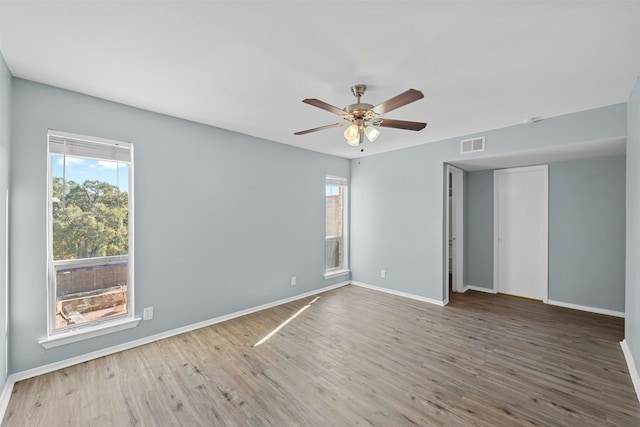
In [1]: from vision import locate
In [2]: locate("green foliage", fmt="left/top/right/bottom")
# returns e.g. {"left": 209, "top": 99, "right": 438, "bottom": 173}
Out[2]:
{"left": 52, "top": 178, "right": 128, "bottom": 260}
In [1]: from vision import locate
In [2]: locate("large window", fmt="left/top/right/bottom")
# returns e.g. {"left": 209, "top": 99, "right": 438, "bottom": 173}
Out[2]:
{"left": 325, "top": 176, "right": 348, "bottom": 275}
{"left": 47, "top": 130, "right": 134, "bottom": 337}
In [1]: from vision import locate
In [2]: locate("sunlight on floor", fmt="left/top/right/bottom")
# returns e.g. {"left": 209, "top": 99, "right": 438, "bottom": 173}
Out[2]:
{"left": 253, "top": 296, "right": 320, "bottom": 347}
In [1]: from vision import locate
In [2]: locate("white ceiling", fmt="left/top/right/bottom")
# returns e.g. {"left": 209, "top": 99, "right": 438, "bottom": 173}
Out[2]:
{"left": 1, "top": 1, "right": 639, "bottom": 160}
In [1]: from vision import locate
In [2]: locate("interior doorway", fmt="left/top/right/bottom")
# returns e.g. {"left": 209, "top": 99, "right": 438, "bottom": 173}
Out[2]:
{"left": 445, "top": 165, "right": 463, "bottom": 301}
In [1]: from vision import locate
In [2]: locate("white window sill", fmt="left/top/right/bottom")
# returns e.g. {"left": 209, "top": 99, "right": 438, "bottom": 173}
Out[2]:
{"left": 40, "top": 317, "right": 141, "bottom": 349}
{"left": 323, "top": 269, "right": 350, "bottom": 280}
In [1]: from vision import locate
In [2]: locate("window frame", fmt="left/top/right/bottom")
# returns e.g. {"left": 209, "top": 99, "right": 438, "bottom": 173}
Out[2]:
{"left": 41, "top": 130, "right": 139, "bottom": 348}
{"left": 324, "top": 175, "right": 350, "bottom": 279}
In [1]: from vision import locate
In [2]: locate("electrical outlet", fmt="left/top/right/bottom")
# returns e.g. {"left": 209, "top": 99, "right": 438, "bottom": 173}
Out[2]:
{"left": 143, "top": 307, "right": 154, "bottom": 320}
{"left": 381, "top": 270, "right": 386, "bottom": 279}
{"left": 291, "top": 276, "right": 297, "bottom": 286}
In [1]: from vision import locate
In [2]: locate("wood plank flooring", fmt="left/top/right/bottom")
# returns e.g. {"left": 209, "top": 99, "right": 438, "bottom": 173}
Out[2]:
{"left": 3, "top": 285, "right": 639, "bottom": 426}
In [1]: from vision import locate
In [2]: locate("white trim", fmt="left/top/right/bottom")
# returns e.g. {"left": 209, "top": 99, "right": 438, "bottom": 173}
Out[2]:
{"left": 351, "top": 281, "right": 445, "bottom": 307}
{"left": 444, "top": 166, "right": 451, "bottom": 299}
{"left": 445, "top": 165, "right": 464, "bottom": 303}
{"left": 323, "top": 269, "right": 350, "bottom": 280}
{"left": 343, "top": 183, "right": 350, "bottom": 271}
{"left": 128, "top": 144, "right": 136, "bottom": 331}
{"left": 53, "top": 254, "right": 127, "bottom": 268}
{"left": 463, "top": 288, "right": 624, "bottom": 317}
{"left": 621, "top": 339, "right": 640, "bottom": 403}
{"left": 0, "top": 375, "right": 14, "bottom": 424}
{"left": 451, "top": 166, "right": 464, "bottom": 294}
{"left": 547, "top": 300, "right": 625, "bottom": 318}
{"left": 4, "top": 190, "right": 8, "bottom": 380}
{"left": 462, "top": 285, "right": 498, "bottom": 294}
{"left": 40, "top": 317, "right": 141, "bottom": 349}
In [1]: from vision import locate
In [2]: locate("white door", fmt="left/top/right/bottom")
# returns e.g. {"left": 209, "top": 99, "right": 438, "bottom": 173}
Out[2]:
{"left": 493, "top": 165, "right": 548, "bottom": 301}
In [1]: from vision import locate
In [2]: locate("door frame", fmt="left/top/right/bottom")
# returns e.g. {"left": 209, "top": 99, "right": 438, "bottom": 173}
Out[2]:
{"left": 493, "top": 165, "right": 548, "bottom": 302}
{"left": 445, "top": 165, "right": 464, "bottom": 301}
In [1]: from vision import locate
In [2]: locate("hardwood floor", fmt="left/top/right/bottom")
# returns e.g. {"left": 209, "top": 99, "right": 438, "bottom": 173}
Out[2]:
{"left": 3, "top": 285, "right": 639, "bottom": 426}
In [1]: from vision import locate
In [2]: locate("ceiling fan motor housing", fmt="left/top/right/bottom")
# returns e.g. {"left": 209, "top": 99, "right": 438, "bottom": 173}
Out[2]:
{"left": 346, "top": 84, "right": 376, "bottom": 121}
{"left": 345, "top": 103, "right": 376, "bottom": 120}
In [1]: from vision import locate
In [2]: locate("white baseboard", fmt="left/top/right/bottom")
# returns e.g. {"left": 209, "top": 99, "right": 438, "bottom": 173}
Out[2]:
{"left": 350, "top": 281, "right": 445, "bottom": 307}
{"left": 462, "top": 285, "right": 497, "bottom": 294}
{"left": 460, "top": 288, "right": 624, "bottom": 318}
{"left": 621, "top": 339, "right": 640, "bottom": 403}
{"left": 0, "top": 280, "right": 351, "bottom": 421}
{"left": 0, "top": 376, "right": 15, "bottom": 424}
{"left": 547, "top": 299, "right": 624, "bottom": 318}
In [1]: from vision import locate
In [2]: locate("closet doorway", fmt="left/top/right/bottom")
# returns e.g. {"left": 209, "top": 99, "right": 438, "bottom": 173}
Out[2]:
{"left": 446, "top": 165, "right": 463, "bottom": 300}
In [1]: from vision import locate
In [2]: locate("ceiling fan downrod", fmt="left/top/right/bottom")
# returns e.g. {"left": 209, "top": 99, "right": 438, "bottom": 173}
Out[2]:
{"left": 351, "top": 84, "right": 367, "bottom": 103}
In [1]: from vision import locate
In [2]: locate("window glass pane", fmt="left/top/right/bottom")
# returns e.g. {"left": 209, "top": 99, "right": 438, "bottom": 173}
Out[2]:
{"left": 54, "top": 259, "right": 128, "bottom": 329}
{"left": 50, "top": 149, "right": 130, "bottom": 331}
{"left": 51, "top": 156, "right": 129, "bottom": 260}
{"left": 326, "top": 237, "right": 343, "bottom": 270}
{"left": 325, "top": 185, "right": 343, "bottom": 239}
{"left": 326, "top": 178, "right": 346, "bottom": 271}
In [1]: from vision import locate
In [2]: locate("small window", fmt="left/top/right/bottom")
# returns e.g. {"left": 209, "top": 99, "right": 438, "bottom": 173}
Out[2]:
{"left": 47, "top": 130, "right": 134, "bottom": 336}
{"left": 325, "top": 176, "right": 348, "bottom": 274}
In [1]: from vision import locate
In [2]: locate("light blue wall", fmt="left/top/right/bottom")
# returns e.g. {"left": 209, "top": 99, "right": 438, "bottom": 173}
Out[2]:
{"left": 549, "top": 156, "right": 626, "bottom": 312}
{"left": 463, "top": 170, "right": 493, "bottom": 290}
{"left": 4, "top": 75, "right": 633, "bottom": 376}
{"left": 9, "top": 79, "right": 350, "bottom": 373}
{"left": 626, "top": 76, "right": 640, "bottom": 381}
{"left": 350, "top": 146, "right": 451, "bottom": 297}
{"left": 463, "top": 156, "right": 626, "bottom": 312}
{"left": 351, "top": 104, "right": 626, "bottom": 301}
{"left": 0, "top": 51, "right": 11, "bottom": 393}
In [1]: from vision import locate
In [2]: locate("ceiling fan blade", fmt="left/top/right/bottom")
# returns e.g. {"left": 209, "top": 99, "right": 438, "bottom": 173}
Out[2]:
{"left": 372, "top": 89, "right": 424, "bottom": 115}
{"left": 302, "top": 98, "right": 348, "bottom": 117}
{"left": 294, "top": 122, "right": 347, "bottom": 135}
{"left": 376, "top": 118, "right": 427, "bottom": 131}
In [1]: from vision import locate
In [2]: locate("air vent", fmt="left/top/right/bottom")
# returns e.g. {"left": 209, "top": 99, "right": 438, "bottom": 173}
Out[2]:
{"left": 460, "top": 136, "right": 485, "bottom": 154}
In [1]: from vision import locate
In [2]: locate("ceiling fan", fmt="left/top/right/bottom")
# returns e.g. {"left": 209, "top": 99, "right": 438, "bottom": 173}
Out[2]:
{"left": 294, "top": 84, "right": 427, "bottom": 146}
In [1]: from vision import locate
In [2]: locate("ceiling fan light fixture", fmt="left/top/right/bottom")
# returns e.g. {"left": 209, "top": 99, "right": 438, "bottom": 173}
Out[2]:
{"left": 364, "top": 125, "right": 381, "bottom": 142}
{"left": 344, "top": 124, "right": 360, "bottom": 145}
